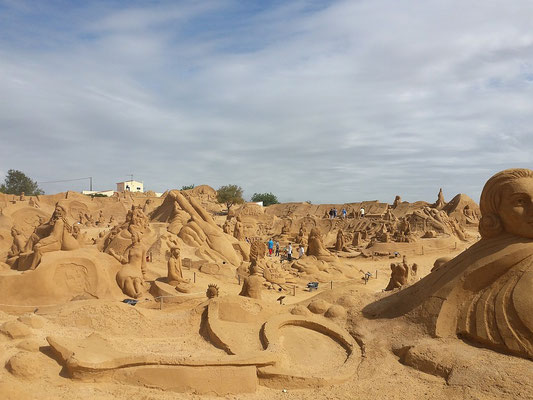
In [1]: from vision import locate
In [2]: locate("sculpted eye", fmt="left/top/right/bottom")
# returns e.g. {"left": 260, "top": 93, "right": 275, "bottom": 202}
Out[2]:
{"left": 514, "top": 197, "right": 529, "bottom": 206}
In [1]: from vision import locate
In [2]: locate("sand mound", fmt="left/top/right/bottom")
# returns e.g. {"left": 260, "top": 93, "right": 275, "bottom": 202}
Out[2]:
{"left": 0, "top": 248, "right": 123, "bottom": 307}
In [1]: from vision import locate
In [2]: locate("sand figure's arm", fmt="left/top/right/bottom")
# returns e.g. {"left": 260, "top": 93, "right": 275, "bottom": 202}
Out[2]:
{"left": 35, "top": 220, "right": 63, "bottom": 248}
{"left": 109, "top": 248, "right": 128, "bottom": 264}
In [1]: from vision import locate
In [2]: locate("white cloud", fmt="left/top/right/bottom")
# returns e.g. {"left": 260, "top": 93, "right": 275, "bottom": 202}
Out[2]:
{"left": 0, "top": 0, "right": 532, "bottom": 202}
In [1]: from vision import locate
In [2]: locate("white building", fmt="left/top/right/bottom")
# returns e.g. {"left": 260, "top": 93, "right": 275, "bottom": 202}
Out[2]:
{"left": 116, "top": 180, "right": 144, "bottom": 193}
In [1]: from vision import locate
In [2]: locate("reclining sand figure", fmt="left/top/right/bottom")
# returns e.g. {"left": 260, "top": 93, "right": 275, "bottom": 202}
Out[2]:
{"left": 365, "top": 168, "right": 533, "bottom": 360}
{"left": 109, "top": 230, "right": 147, "bottom": 299}
{"left": 17, "top": 202, "right": 79, "bottom": 270}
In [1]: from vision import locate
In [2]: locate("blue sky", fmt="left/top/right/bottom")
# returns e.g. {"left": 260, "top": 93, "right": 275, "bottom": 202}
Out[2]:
{"left": 0, "top": 0, "right": 532, "bottom": 203}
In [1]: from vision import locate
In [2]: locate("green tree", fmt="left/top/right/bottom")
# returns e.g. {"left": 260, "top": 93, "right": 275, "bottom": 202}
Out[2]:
{"left": 180, "top": 184, "right": 195, "bottom": 190}
{"left": 251, "top": 192, "right": 279, "bottom": 206}
{"left": 0, "top": 169, "right": 44, "bottom": 195}
{"left": 85, "top": 193, "right": 108, "bottom": 198}
{"left": 216, "top": 184, "right": 244, "bottom": 213}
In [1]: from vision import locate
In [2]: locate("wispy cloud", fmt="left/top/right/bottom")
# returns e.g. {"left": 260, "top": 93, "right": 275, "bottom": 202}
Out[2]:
{"left": 0, "top": 0, "right": 532, "bottom": 203}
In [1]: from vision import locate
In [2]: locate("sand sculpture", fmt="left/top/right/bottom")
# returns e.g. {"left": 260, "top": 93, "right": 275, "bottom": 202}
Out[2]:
{"left": 96, "top": 210, "right": 105, "bottom": 226}
{"left": 352, "top": 231, "right": 362, "bottom": 246}
{"left": 392, "top": 195, "right": 401, "bottom": 209}
{"left": 249, "top": 240, "right": 266, "bottom": 264}
{"left": 295, "top": 224, "right": 308, "bottom": 245}
{"left": 334, "top": 229, "right": 345, "bottom": 251}
{"left": 383, "top": 208, "right": 397, "bottom": 222}
{"left": 239, "top": 263, "right": 264, "bottom": 299}
{"left": 166, "top": 247, "right": 192, "bottom": 293}
{"left": 233, "top": 218, "right": 245, "bottom": 241}
{"left": 167, "top": 247, "right": 187, "bottom": 285}
{"left": 28, "top": 196, "right": 39, "bottom": 208}
{"left": 101, "top": 205, "right": 150, "bottom": 258}
{"left": 2, "top": 181, "right": 523, "bottom": 398}
{"left": 431, "top": 255, "right": 452, "bottom": 272}
{"left": 222, "top": 218, "right": 232, "bottom": 234}
{"left": 71, "top": 224, "right": 87, "bottom": 245}
{"left": 367, "top": 168, "right": 533, "bottom": 360}
{"left": 411, "top": 262, "right": 418, "bottom": 278}
{"left": 206, "top": 283, "right": 219, "bottom": 298}
{"left": 241, "top": 240, "right": 296, "bottom": 292}
{"left": 150, "top": 190, "right": 243, "bottom": 266}
{"left": 13, "top": 202, "right": 79, "bottom": 270}
{"left": 109, "top": 229, "right": 147, "bottom": 298}
{"left": 306, "top": 228, "right": 336, "bottom": 261}
{"left": 433, "top": 188, "right": 446, "bottom": 209}
{"left": 384, "top": 260, "right": 409, "bottom": 291}
{"left": 7, "top": 227, "right": 26, "bottom": 263}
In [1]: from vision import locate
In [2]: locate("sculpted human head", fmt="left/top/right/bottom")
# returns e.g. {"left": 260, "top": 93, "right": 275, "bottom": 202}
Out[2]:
{"left": 479, "top": 168, "right": 533, "bottom": 239}
{"left": 171, "top": 247, "right": 180, "bottom": 258}
{"left": 52, "top": 203, "right": 67, "bottom": 220}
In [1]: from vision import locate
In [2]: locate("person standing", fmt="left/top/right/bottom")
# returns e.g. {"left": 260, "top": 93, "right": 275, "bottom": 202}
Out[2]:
{"left": 342, "top": 208, "right": 347, "bottom": 219}
{"left": 298, "top": 244, "right": 305, "bottom": 258}
{"left": 287, "top": 243, "right": 293, "bottom": 262}
{"left": 360, "top": 207, "right": 365, "bottom": 218}
{"left": 267, "top": 238, "right": 274, "bottom": 256}
{"left": 275, "top": 241, "right": 280, "bottom": 256}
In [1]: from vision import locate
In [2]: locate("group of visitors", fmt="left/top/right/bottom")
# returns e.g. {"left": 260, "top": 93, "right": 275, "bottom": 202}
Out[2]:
{"left": 267, "top": 238, "right": 304, "bottom": 262}
{"left": 328, "top": 207, "right": 365, "bottom": 219}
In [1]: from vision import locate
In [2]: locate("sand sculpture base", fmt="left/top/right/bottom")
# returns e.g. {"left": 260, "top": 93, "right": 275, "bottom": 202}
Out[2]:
{"left": 396, "top": 338, "right": 533, "bottom": 394}
{"left": 47, "top": 295, "right": 362, "bottom": 394}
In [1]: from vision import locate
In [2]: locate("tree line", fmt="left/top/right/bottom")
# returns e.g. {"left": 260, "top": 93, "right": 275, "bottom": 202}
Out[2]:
{"left": 0, "top": 170, "right": 281, "bottom": 211}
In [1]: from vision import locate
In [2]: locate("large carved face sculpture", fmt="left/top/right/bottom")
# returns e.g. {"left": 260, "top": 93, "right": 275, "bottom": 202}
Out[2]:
{"left": 498, "top": 177, "right": 533, "bottom": 239}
